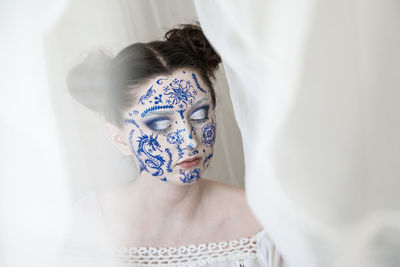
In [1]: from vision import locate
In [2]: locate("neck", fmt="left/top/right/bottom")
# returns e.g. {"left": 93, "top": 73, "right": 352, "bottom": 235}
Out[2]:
{"left": 128, "top": 173, "right": 205, "bottom": 227}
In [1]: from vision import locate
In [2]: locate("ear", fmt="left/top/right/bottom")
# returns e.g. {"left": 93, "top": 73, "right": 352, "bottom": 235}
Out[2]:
{"left": 104, "top": 122, "right": 132, "bottom": 156}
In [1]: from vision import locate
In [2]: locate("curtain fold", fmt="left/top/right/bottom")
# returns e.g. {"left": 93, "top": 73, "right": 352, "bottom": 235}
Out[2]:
{"left": 195, "top": 0, "right": 400, "bottom": 266}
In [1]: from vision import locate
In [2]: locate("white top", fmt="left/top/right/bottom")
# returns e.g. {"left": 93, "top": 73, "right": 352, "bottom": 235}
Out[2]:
{"left": 61, "top": 193, "right": 284, "bottom": 267}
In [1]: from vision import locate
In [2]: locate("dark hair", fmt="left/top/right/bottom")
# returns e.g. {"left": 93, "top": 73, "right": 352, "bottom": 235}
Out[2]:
{"left": 67, "top": 22, "right": 221, "bottom": 127}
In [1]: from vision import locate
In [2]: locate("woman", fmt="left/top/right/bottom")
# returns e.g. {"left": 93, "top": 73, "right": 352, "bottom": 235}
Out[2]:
{"left": 66, "top": 23, "right": 283, "bottom": 266}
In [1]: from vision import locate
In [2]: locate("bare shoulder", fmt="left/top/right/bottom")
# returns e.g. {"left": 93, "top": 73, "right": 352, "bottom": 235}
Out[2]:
{"left": 201, "top": 179, "right": 263, "bottom": 239}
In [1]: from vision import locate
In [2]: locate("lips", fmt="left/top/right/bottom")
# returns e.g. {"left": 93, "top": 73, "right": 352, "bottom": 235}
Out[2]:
{"left": 178, "top": 156, "right": 201, "bottom": 168}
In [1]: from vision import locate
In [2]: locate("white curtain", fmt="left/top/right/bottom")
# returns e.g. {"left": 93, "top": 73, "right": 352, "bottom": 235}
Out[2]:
{"left": 2, "top": 0, "right": 399, "bottom": 266}
{"left": 195, "top": 0, "right": 400, "bottom": 266}
{"left": 0, "top": 1, "right": 70, "bottom": 266}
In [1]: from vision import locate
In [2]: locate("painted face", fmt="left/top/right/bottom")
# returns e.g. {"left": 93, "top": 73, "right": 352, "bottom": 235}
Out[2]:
{"left": 123, "top": 69, "right": 216, "bottom": 185}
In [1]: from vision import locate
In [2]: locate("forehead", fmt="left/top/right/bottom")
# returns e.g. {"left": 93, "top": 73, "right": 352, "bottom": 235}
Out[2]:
{"left": 135, "top": 69, "right": 211, "bottom": 105}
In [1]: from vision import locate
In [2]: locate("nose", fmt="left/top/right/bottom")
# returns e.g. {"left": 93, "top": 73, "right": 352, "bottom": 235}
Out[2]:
{"left": 180, "top": 121, "right": 199, "bottom": 153}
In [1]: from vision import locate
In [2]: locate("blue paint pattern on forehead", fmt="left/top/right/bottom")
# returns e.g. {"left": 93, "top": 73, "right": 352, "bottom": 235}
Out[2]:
{"left": 192, "top": 73, "right": 207, "bottom": 93}
{"left": 156, "top": 78, "right": 168, "bottom": 85}
{"left": 179, "top": 168, "right": 200, "bottom": 184}
{"left": 164, "top": 79, "right": 195, "bottom": 108}
{"left": 154, "top": 94, "right": 163, "bottom": 104}
{"left": 138, "top": 85, "right": 155, "bottom": 104}
{"left": 141, "top": 105, "right": 174, "bottom": 118}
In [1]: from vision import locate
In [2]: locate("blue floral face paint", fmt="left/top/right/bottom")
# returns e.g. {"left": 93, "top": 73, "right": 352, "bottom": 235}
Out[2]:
{"left": 122, "top": 69, "right": 217, "bottom": 185}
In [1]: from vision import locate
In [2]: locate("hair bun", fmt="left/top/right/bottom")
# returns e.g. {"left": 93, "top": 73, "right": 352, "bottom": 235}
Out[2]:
{"left": 164, "top": 22, "right": 221, "bottom": 78}
{"left": 67, "top": 50, "right": 113, "bottom": 114}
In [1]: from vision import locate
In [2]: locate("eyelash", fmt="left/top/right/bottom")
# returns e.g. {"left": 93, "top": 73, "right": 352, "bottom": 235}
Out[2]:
{"left": 190, "top": 106, "right": 210, "bottom": 124}
{"left": 144, "top": 117, "right": 172, "bottom": 133}
{"left": 191, "top": 117, "right": 208, "bottom": 124}
{"left": 154, "top": 125, "right": 172, "bottom": 134}
{"left": 144, "top": 106, "right": 210, "bottom": 133}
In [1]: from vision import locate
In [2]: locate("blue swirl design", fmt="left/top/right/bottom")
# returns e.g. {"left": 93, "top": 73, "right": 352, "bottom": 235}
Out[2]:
{"left": 165, "top": 148, "right": 173, "bottom": 173}
{"left": 138, "top": 85, "right": 155, "bottom": 104}
{"left": 179, "top": 168, "right": 200, "bottom": 184}
{"left": 201, "top": 120, "right": 216, "bottom": 147}
{"left": 141, "top": 104, "right": 173, "bottom": 118}
{"left": 156, "top": 78, "right": 168, "bottom": 85}
{"left": 192, "top": 73, "right": 207, "bottom": 93}
{"left": 167, "top": 128, "right": 185, "bottom": 159}
{"left": 164, "top": 79, "right": 195, "bottom": 107}
{"left": 203, "top": 152, "right": 214, "bottom": 167}
{"left": 137, "top": 134, "right": 165, "bottom": 176}
{"left": 128, "top": 129, "right": 147, "bottom": 173}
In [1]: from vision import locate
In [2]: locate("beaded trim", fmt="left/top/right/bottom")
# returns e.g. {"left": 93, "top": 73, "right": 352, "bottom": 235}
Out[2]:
{"left": 114, "top": 231, "right": 260, "bottom": 266}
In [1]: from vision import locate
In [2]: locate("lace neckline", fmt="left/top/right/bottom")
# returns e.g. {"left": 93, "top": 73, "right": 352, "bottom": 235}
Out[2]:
{"left": 115, "top": 229, "right": 265, "bottom": 266}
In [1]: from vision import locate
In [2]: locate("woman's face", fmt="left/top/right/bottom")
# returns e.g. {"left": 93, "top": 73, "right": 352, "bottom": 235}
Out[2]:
{"left": 123, "top": 69, "right": 216, "bottom": 185}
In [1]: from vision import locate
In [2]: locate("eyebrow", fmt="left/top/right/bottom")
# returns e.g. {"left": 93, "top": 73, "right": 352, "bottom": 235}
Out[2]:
{"left": 188, "top": 97, "right": 210, "bottom": 113}
{"left": 141, "top": 105, "right": 174, "bottom": 118}
{"left": 191, "top": 97, "right": 209, "bottom": 107}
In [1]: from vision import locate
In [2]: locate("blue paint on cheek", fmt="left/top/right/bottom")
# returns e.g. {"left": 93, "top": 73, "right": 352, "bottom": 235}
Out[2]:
{"left": 179, "top": 168, "right": 200, "bottom": 184}
{"left": 192, "top": 73, "right": 207, "bottom": 93}
{"left": 137, "top": 134, "right": 166, "bottom": 176}
{"left": 161, "top": 177, "right": 167, "bottom": 182}
{"left": 125, "top": 118, "right": 140, "bottom": 128}
{"left": 201, "top": 120, "right": 216, "bottom": 147}
{"left": 167, "top": 129, "right": 185, "bottom": 159}
{"left": 128, "top": 129, "right": 147, "bottom": 173}
{"left": 203, "top": 152, "right": 214, "bottom": 167}
{"left": 133, "top": 110, "right": 139, "bottom": 115}
{"left": 165, "top": 148, "right": 173, "bottom": 173}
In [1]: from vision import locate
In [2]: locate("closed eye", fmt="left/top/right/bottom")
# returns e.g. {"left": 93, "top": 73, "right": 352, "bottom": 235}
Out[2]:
{"left": 190, "top": 105, "right": 209, "bottom": 122}
{"left": 144, "top": 117, "right": 172, "bottom": 132}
